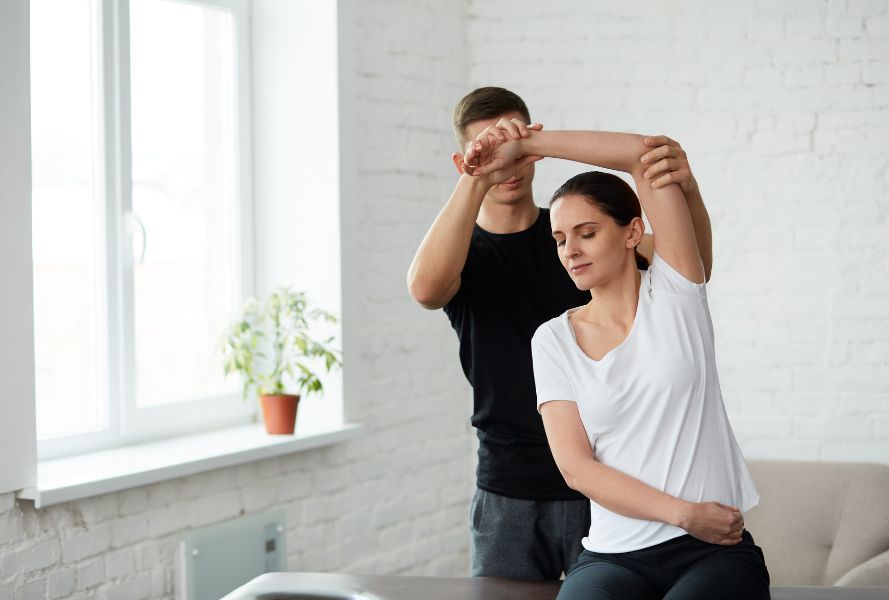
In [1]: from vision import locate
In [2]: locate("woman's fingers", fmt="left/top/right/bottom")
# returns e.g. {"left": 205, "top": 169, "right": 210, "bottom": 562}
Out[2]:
{"left": 509, "top": 118, "right": 542, "bottom": 138}
{"left": 728, "top": 528, "right": 744, "bottom": 544}
{"left": 491, "top": 128, "right": 508, "bottom": 143}
{"left": 496, "top": 117, "right": 522, "bottom": 139}
{"left": 721, "top": 504, "right": 744, "bottom": 545}
{"left": 492, "top": 117, "right": 541, "bottom": 139}
{"left": 476, "top": 125, "right": 507, "bottom": 144}
{"left": 508, "top": 118, "right": 543, "bottom": 137}
{"left": 720, "top": 527, "right": 744, "bottom": 545}
{"left": 512, "top": 119, "right": 532, "bottom": 138}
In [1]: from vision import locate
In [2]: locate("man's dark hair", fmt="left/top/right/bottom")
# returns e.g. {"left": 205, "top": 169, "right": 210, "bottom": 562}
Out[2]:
{"left": 453, "top": 87, "right": 531, "bottom": 148}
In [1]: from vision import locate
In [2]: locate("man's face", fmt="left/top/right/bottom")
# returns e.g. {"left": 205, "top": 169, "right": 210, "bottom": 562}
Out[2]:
{"left": 459, "top": 111, "right": 536, "bottom": 205}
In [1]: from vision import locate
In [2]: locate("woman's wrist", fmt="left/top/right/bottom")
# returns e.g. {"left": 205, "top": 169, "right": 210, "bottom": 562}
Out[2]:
{"left": 670, "top": 499, "right": 694, "bottom": 529}
{"left": 519, "top": 131, "right": 544, "bottom": 158}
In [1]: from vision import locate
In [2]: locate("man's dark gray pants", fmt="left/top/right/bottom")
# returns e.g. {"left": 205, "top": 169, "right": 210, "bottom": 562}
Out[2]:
{"left": 470, "top": 487, "right": 591, "bottom": 580}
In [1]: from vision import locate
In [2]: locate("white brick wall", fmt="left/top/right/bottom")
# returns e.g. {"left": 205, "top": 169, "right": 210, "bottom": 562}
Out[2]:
{"left": 3, "top": 1, "right": 888, "bottom": 597}
{"left": 468, "top": 0, "right": 889, "bottom": 462}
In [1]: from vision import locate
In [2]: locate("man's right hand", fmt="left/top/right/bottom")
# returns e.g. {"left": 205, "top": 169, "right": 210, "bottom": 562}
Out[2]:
{"left": 679, "top": 501, "right": 745, "bottom": 546}
{"left": 462, "top": 118, "right": 543, "bottom": 185}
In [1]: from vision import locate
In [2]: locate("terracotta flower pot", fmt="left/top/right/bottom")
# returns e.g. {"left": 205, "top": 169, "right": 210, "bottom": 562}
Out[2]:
{"left": 260, "top": 394, "right": 300, "bottom": 434}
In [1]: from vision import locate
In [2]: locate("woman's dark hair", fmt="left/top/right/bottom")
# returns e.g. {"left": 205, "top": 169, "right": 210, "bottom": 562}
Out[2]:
{"left": 550, "top": 171, "right": 650, "bottom": 270}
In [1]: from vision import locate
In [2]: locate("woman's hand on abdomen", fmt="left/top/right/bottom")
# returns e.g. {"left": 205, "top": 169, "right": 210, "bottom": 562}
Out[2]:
{"left": 678, "top": 501, "right": 745, "bottom": 545}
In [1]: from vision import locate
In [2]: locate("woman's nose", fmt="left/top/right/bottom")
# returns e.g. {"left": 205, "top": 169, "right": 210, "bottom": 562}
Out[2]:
{"left": 564, "top": 239, "right": 580, "bottom": 258}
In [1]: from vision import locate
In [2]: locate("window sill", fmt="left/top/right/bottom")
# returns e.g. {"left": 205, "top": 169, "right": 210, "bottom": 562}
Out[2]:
{"left": 17, "top": 421, "right": 363, "bottom": 508}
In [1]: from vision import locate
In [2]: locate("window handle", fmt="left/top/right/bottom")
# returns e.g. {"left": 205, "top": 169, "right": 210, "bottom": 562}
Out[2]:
{"left": 125, "top": 211, "right": 147, "bottom": 265}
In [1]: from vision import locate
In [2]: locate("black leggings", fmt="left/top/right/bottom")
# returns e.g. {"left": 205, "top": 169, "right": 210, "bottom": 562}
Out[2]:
{"left": 557, "top": 530, "right": 770, "bottom": 600}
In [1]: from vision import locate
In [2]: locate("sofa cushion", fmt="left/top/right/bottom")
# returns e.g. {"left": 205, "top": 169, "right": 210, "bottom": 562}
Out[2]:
{"left": 745, "top": 461, "right": 889, "bottom": 586}
{"left": 834, "top": 550, "right": 889, "bottom": 587}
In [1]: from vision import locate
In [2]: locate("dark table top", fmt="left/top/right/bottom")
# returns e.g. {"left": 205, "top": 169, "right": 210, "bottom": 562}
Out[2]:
{"left": 222, "top": 572, "right": 889, "bottom": 600}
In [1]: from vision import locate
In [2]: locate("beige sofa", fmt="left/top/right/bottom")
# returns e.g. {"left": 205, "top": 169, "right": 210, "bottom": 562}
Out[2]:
{"left": 745, "top": 460, "right": 889, "bottom": 587}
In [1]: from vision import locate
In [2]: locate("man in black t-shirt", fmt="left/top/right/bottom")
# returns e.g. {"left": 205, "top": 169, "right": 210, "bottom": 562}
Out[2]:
{"left": 407, "top": 87, "right": 713, "bottom": 580}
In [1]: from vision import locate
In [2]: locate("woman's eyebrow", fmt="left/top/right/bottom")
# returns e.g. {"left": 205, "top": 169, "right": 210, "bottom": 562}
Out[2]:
{"left": 573, "top": 221, "right": 599, "bottom": 229}
{"left": 552, "top": 222, "right": 599, "bottom": 236}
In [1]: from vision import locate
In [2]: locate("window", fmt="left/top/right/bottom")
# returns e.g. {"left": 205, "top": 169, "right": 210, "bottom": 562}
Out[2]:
{"left": 31, "top": 0, "right": 253, "bottom": 459}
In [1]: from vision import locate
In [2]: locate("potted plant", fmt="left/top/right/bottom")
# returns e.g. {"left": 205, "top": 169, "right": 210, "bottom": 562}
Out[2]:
{"left": 221, "top": 287, "right": 342, "bottom": 434}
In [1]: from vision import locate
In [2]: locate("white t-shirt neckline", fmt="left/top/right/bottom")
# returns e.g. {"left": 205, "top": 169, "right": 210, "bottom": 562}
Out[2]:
{"left": 564, "top": 269, "right": 646, "bottom": 365}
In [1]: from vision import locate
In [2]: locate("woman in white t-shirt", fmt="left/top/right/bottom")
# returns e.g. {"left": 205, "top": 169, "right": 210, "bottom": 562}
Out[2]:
{"left": 463, "top": 123, "right": 769, "bottom": 599}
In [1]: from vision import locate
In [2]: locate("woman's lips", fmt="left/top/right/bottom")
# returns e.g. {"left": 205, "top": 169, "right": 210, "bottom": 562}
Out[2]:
{"left": 570, "top": 263, "right": 591, "bottom": 275}
{"left": 499, "top": 177, "right": 523, "bottom": 188}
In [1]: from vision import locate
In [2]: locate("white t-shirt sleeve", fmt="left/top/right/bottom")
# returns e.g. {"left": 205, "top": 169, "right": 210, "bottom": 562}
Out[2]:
{"left": 531, "top": 322, "right": 576, "bottom": 413}
{"left": 649, "top": 252, "right": 706, "bottom": 300}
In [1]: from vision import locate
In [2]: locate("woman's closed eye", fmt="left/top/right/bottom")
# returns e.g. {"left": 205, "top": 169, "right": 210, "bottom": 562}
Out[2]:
{"left": 555, "top": 232, "right": 594, "bottom": 247}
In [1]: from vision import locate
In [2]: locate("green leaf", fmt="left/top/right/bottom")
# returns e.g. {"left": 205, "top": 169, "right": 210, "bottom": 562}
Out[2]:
{"left": 220, "top": 287, "right": 341, "bottom": 401}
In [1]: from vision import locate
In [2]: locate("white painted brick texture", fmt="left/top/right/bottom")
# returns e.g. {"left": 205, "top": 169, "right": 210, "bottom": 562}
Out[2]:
{"left": 468, "top": 0, "right": 889, "bottom": 463}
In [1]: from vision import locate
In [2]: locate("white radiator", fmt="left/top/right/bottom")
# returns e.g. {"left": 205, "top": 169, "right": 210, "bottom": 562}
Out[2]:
{"left": 176, "top": 509, "right": 287, "bottom": 600}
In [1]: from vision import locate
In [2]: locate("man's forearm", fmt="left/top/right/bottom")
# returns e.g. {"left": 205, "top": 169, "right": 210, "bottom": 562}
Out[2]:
{"left": 407, "top": 174, "right": 490, "bottom": 309}
{"left": 685, "top": 187, "right": 713, "bottom": 281}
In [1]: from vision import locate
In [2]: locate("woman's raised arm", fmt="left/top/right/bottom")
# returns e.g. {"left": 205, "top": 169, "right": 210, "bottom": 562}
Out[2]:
{"left": 465, "top": 126, "right": 705, "bottom": 283}
{"left": 466, "top": 128, "right": 647, "bottom": 177}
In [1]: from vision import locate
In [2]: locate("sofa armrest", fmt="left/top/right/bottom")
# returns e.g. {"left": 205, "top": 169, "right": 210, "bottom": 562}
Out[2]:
{"left": 834, "top": 549, "right": 889, "bottom": 587}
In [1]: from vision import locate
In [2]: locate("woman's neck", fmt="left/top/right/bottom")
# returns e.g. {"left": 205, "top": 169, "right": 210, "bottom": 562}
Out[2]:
{"left": 577, "top": 266, "right": 642, "bottom": 329}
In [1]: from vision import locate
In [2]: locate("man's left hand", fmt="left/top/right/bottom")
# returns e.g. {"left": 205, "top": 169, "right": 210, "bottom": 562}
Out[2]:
{"left": 640, "top": 135, "right": 699, "bottom": 196}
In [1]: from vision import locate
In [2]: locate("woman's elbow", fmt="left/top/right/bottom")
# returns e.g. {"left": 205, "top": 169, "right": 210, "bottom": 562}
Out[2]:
{"left": 555, "top": 454, "right": 600, "bottom": 497}
{"left": 558, "top": 465, "right": 583, "bottom": 492}
{"left": 564, "top": 475, "right": 582, "bottom": 492}
{"left": 623, "top": 134, "right": 651, "bottom": 177}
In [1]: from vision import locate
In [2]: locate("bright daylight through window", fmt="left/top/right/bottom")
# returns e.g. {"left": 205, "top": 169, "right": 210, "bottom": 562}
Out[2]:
{"left": 30, "top": 0, "right": 251, "bottom": 457}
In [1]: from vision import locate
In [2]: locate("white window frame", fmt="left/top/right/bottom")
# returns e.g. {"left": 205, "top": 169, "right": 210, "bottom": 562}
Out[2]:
{"left": 37, "top": 0, "right": 255, "bottom": 460}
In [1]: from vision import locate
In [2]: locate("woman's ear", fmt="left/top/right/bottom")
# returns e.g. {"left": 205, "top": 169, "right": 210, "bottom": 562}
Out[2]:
{"left": 452, "top": 152, "right": 465, "bottom": 174}
{"left": 627, "top": 216, "right": 645, "bottom": 249}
